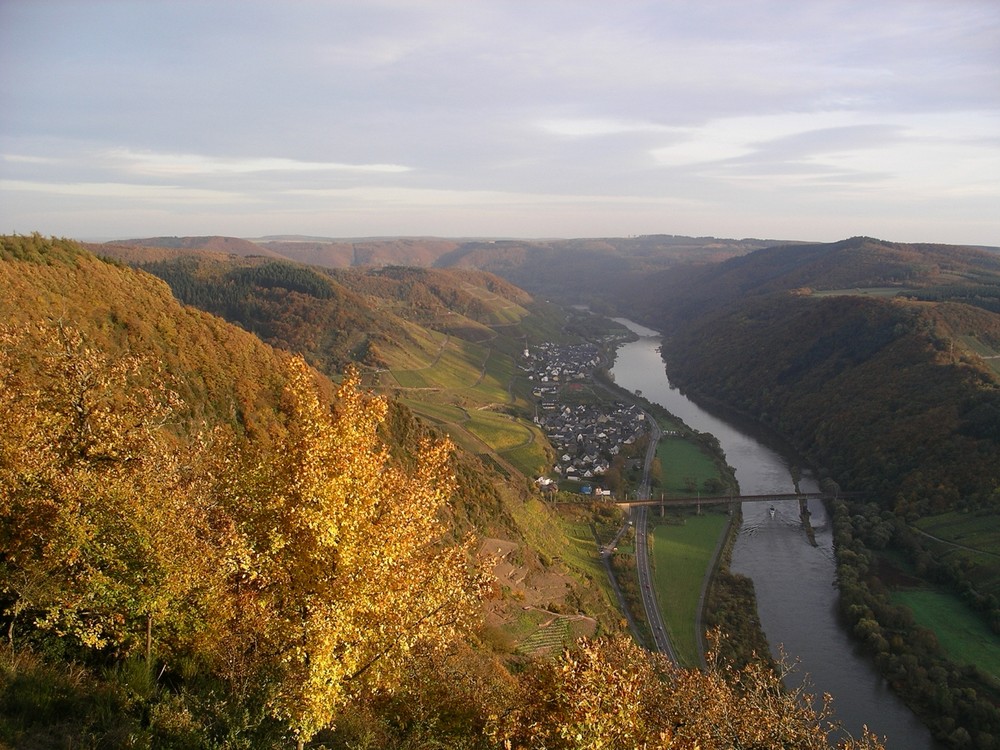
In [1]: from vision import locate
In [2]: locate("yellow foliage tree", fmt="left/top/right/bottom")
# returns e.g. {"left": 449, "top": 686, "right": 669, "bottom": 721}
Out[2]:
{"left": 217, "top": 358, "right": 486, "bottom": 747}
{"left": 0, "top": 321, "right": 221, "bottom": 656}
{"left": 490, "top": 635, "right": 887, "bottom": 750}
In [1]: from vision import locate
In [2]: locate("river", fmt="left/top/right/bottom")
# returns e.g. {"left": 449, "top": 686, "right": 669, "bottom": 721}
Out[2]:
{"left": 611, "top": 318, "right": 941, "bottom": 750}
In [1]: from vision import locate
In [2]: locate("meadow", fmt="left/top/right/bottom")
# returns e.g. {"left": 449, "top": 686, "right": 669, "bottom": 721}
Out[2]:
{"left": 655, "top": 434, "right": 722, "bottom": 495}
{"left": 892, "top": 588, "right": 1000, "bottom": 681}
{"left": 915, "top": 510, "right": 1000, "bottom": 597}
{"left": 649, "top": 511, "right": 730, "bottom": 667}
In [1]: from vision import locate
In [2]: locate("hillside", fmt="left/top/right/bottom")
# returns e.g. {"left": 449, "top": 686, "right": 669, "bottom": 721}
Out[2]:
{"left": 436, "top": 235, "right": 796, "bottom": 305}
{"left": 652, "top": 239, "right": 1000, "bottom": 745}
{"left": 91, "top": 245, "right": 567, "bottom": 480}
{"left": 105, "top": 234, "right": 279, "bottom": 258}
{"left": 1, "top": 235, "right": 293, "bottom": 438}
{"left": 258, "top": 237, "right": 464, "bottom": 268}
{"left": 7, "top": 235, "right": 633, "bottom": 647}
{"left": 664, "top": 293, "right": 1000, "bottom": 508}
{"left": 652, "top": 237, "right": 1000, "bottom": 519}
{"left": 624, "top": 236, "right": 1000, "bottom": 328}
{"left": 100, "top": 234, "right": 798, "bottom": 308}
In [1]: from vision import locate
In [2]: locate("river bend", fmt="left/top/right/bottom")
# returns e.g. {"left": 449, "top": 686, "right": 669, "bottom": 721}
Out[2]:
{"left": 611, "top": 318, "right": 940, "bottom": 749}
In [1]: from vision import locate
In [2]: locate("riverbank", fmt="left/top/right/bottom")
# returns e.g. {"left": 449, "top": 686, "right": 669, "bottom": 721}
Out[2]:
{"left": 610, "top": 317, "right": 942, "bottom": 749}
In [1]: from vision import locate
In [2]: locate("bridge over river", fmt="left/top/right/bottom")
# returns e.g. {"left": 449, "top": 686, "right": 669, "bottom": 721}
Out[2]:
{"left": 618, "top": 491, "right": 863, "bottom": 509}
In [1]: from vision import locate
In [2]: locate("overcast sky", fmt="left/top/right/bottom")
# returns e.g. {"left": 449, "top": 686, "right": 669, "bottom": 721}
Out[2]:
{"left": 2, "top": 1, "right": 998, "bottom": 245}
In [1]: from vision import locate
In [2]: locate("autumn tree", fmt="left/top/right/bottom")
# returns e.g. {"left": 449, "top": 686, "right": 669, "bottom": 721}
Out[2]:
{"left": 0, "top": 321, "right": 220, "bottom": 657}
{"left": 216, "top": 359, "right": 486, "bottom": 747}
{"left": 490, "top": 635, "right": 886, "bottom": 750}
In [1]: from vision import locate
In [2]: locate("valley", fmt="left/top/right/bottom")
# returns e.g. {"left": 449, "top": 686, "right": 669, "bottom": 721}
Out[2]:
{"left": 3, "top": 232, "right": 1000, "bottom": 748}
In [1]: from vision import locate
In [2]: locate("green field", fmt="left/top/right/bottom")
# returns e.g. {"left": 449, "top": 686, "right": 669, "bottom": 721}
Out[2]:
{"left": 401, "top": 398, "right": 468, "bottom": 425}
{"left": 466, "top": 409, "right": 532, "bottom": 452}
{"left": 502, "top": 434, "right": 549, "bottom": 477}
{"left": 506, "top": 499, "right": 622, "bottom": 627}
{"left": 655, "top": 435, "right": 721, "bottom": 495}
{"left": 914, "top": 510, "right": 1000, "bottom": 596}
{"left": 892, "top": 588, "right": 1000, "bottom": 680}
{"left": 649, "top": 512, "right": 729, "bottom": 667}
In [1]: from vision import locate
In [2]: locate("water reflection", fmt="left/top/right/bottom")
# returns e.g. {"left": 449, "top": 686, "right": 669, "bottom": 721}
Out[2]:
{"left": 610, "top": 318, "right": 940, "bottom": 750}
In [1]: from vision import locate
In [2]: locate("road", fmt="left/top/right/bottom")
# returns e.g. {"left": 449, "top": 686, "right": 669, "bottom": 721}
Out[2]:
{"left": 632, "top": 415, "right": 677, "bottom": 662}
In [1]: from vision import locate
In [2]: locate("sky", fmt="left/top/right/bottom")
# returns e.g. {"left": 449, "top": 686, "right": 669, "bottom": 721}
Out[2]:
{"left": 1, "top": 0, "right": 999, "bottom": 245}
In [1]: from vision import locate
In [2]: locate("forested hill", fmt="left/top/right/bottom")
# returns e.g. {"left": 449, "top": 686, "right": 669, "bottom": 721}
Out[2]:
{"left": 93, "top": 247, "right": 536, "bottom": 374}
{"left": 1, "top": 234, "right": 294, "bottom": 437}
{"left": 654, "top": 238, "right": 1000, "bottom": 517}
{"left": 98, "top": 234, "right": 795, "bottom": 308}
{"left": 621, "top": 236, "right": 1000, "bottom": 328}
{"left": 666, "top": 293, "right": 1000, "bottom": 507}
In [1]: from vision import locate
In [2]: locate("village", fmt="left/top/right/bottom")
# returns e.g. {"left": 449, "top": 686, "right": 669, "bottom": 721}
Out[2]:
{"left": 521, "top": 341, "right": 649, "bottom": 496}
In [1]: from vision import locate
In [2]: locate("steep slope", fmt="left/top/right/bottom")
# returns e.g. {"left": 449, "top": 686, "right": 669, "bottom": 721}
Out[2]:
{"left": 653, "top": 239, "right": 1000, "bottom": 744}
{"left": 11, "top": 235, "right": 623, "bottom": 645}
{"left": 664, "top": 293, "right": 1000, "bottom": 510}
{"left": 100, "top": 234, "right": 796, "bottom": 308}
{"left": 126, "top": 253, "right": 395, "bottom": 372}
{"left": 630, "top": 237, "right": 1000, "bottom": 328}
{"left": 257, "top": 237, "right": 463, "bottom": 268}
{"left": 1, "top": 234, "right": 293, "bottom": 438}
{"left": 437, "top": 235, "right": 795, "bottom": 306}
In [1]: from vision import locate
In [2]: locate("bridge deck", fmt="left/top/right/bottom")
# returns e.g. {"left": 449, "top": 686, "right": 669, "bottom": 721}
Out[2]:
{"left": 618, "top": 491, "right": 861, "bottom": 507}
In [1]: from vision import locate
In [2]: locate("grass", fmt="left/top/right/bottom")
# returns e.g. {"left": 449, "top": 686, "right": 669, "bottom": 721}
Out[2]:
{"left": 959, "top": 334, "right": 1000, "bottom": 359}
{"left": 914, "top": 510, "right": 1000, "bottom": 596}
{"left": 390, "top": 337, "right": 488, "bottom": 390}
{"left": 502, "top": 432, "right": 550, "bottom": 478}
{"left": 916, "top": 509, "right": 1000, "bottom": 553}
{"left": 401, "top": 398, "right": 468, "bottom": 425}
{"left": 503, "top": 498, "right": 622, "bottom": 631}
{"left": 655, "top": 435, "right": 720, "bottom": 495}
{"left": 466, "top": 410, "right": 532, "bottom": 452}
{"left": 892, "top": 588, "right": 1000, "bottom": 680}
{"left": 516, "top": 618, "right": 570, "bottom": 656}
{"left": 648, "top": 511, "right": 729, "bottom": 667}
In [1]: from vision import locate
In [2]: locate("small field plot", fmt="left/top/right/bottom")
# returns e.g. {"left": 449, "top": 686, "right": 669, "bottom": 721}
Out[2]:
{"left": 914, "top": 510, "right": 1000, "bottom": 596}
{"left": 960, "top": 334, "right": 1000, "bottom": 377}
{"left": 466, "top": 410, "right": 533, "bottom": 453}
{"left": 656, "top": 436, "right": 720, "bottom": 495}
{"left": 379, "top": 324, "right": 449, "bottom": 371}
{"left": 916, "top": 510, "right": 1000, "bottom": 553}
{"left": 502, "top": 427, "right": 550, "bottom": 478}
{"left": 391, "top": 337, "right": 487, "bottom": 390}
{"left": 892, "top": 588, "right": 1000, "bottom": 681}
{"left": 551, "top": 514, "right": 620, "bottom": 623}
{"left": 649, "top": 512, "right": 729, "bottom": 667}
{"left": 468, "top": 349, "right": 516, "bottom": 403}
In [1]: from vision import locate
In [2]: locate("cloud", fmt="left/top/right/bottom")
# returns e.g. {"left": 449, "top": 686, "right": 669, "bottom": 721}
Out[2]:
{"left": 280, "top": 184, "right": 707, "bottom": 211}
{"left": 104, "top": 149, "right": 413, "bottom": 177}
{"left": 2, "top": 1, "right": 998, "bottom": 244}
{"left": 536, "top": 118, "right": 678, "bottom": 138}
{"left": 0, "top": 179, "right": 249, "bottom": 204}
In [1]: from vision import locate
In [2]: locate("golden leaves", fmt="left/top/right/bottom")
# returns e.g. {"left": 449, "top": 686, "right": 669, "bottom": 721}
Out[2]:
{"left": 217, "top": 357, "right": 484, "bottom": 743}
{"left": 490, "top": 635, "right": 887, "bottom": 750}
{"left": 0, "top": 321, "right": 220, "bottom": 655}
